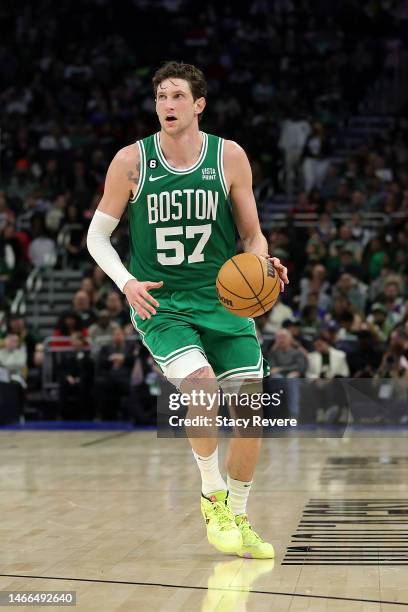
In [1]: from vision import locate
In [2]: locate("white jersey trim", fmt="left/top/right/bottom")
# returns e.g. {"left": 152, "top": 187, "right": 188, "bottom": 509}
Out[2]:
{"left": 154, "top": 131, "right": 208, "bottom": 174}
{"left": 217, "top": 350, "right": 263, "bottom": 381}
{"left": 217, "top": 138, "right": 229, "bottom": 199}
{"left": 129, "top": 140, "right": 146, "bottom": 204}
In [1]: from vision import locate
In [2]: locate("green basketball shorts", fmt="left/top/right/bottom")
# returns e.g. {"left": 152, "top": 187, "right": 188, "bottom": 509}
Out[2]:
{"left": 129, "top": 285, "right": 269, "bottom": 381}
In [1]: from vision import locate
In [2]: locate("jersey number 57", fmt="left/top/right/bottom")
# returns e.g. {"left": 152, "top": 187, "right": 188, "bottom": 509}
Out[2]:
{"left": 156, "top": 224, "right": 212, "bottom": 265}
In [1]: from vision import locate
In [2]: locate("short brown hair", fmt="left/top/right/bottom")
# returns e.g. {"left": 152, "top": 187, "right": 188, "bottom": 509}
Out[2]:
{"left": 152, "top": 61, "right": 207, "bottom": 102}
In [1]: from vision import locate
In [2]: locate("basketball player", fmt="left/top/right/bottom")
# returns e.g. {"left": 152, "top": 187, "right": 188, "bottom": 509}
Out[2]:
{"left": 87, "top": 62, "right": 289, "bottom": 559}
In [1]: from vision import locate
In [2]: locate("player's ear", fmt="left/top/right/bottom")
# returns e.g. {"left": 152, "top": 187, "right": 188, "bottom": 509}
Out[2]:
{"left": 194, "top": 96, "right": 206, "bottom": 116}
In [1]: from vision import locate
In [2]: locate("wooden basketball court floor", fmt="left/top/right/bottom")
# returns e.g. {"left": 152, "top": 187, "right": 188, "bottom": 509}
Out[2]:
{"left": 1, "top": 430, "right": 408, "bottom": 611}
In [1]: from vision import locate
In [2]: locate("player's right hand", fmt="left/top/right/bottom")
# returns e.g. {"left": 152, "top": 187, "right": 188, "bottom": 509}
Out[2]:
{"left": 123, "top": 279, "right": 163, "bottom": 320}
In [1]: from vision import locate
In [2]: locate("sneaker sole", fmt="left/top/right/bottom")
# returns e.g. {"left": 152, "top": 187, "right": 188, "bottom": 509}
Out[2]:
{"left": 236, "top": 548, "right": 275, "bottom": 559}
{"left": 208, "top": 534, "right": 243, "bottom": 554}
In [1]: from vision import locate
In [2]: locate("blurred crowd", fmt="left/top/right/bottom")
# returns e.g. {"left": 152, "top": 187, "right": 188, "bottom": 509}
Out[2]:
{"left": 0, "top": 265, "right": 159, "bottom": 422}
{"left": 1, "top": 0, "right": 405, "bottom": 206}
{"left": 0, "top": 0, "right": 407, "bottom": 421}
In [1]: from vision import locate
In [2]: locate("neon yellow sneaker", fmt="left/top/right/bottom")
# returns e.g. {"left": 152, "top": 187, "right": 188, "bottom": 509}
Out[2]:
{"left": 201, "top": 490, "right": 242, "bottom": 554}
{"left": 235, "top": 514, "right": 275, "bottom": 559}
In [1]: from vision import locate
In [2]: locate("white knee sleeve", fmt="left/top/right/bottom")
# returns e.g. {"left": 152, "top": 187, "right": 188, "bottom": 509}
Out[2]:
{"left": 162, "top": 349, "right": 209, "bottom": 380}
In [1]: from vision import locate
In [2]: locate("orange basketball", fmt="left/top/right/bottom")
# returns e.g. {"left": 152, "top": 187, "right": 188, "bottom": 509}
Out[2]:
{"left": 216, "top": 253, "right": 280, "bottom": 317}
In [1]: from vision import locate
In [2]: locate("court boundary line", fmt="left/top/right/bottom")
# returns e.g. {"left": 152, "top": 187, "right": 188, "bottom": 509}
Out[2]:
{"left": 0, "top": 574, "right": 407, "bottom": 606}
{"left": 80, "top": 431, "right": 134, "bottom": 447}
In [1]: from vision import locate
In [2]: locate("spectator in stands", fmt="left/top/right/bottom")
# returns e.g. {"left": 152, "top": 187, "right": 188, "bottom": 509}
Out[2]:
{"left": 380, "top": 278, "right": 404, "bottom": 323}
{"left": 45, "top": 194, "right": 67, "bottom": 235}
{"left": 15, "top": 194, "right": 37, "bottom": 231}
{"left": 266, "top": 329, "right": 307, "bottom": 418}
{"left": 2, "top": 222, "right": 28, "bottom": 292}
{"left": 105, "top": 290, "right": 128, "bottom": 326}
{"left": 305, "top": 292, "right": 330, "bottom": 320}
{"left": 41, "top": 158, "right": 63, "bottom": 199}
{"left": 0, "top": 333, "right": 27, "bottom": 408}
{"left": 329, "top": 295, "right": 353, "bottom": 324}
{"left": 278, "top": 111, "right": 311, "bottom": 193}
{"left": 88, "top": 310, "right": 119, "bottom": 355}
{"left": 58, "top": 331, "right": 94, "bottom": 419}
{"left": 368, "top": 264, "right": 395, "bottom": 302}
{"left": 349, "top": 213, "right": 373, "bottom": 247}
{"left": 5, "top": 315, "right": 38, "bottom": 367}
{"left": 316, "top": 213, "right": 336, "bottom": 244}
{"left": 268, "top": 230, "right": 291, "bottom": 272}
{"left": 0, "top": 192, "right": 16, "bottom": 230}
{"left": 367, "top": 302, "right": 395, "bottom": 342}
{"left": 364, "top": 237, "right": 388, "bottom": 280}
{"left": 122, "top": 340, "right": 156, "bottom": 425}
{"left": 94, "top": 327, "right": 135, "bottom": 420}
{"left": 51, "top": 311, "right": 89, "bottom": 347}
{"left": 72, "top": 290, "right": 97, "bottom": 327}
{"left": 39, "top": 125, "right": 71, "bottom": 153}
{"left": 302, "top": 122, "right": 330, "bottom": 193}
{"left": 328, "top": 230, "right": 365, "bottom": 279}
{"left": 295, "top": 191, "right": 316, "bottom": 213}
{"left": 392, "top": 230, "right": 408, "bottom": 275}
{"left": 0, "top": 334, "right": 27, "bottom": 421}
{"left": 80, "top": 276, "right": 97, "bottom": 306}
{"left": 330, "top": 224, "right": 362, "bottom": 262}
{"left": 33, "top": 342, "right": 45, "bottom": 368}
{"left": 305, "top": 232, "right": 326, "bottom": 264}
{"left": 299, "top": 263, "right": 330, "bottom": 311}
{"left": 67, "top": 161, "right": 93, "bottom": 208}
{"left": 0, "top": 233, "right": 15, "bottom": 303}
{"left": 299, "top": 304, "right": 322, "bottom": 342}
{"left": 28, "top": 214, "right": 56, "bottom": 268}
{"left": 336, "top": 311, "right": 359, "bottom": 341}
{"left": 282, "top": 318, "right": 308, "bottom": 350}
{"left": 7, "top": 160, "right": 35, "bottom": 205}
{"left": 307, "top": 335, "right": 350, "bottom": 379}
{"left": 252, "top": 160, "right": 275, "bottom": 205}
{"left": 306, "top": 334, "right": 350, "bottom": 423}
{"left": 263, "top": 298, "right": 294, "bottom": 334}
{"left": 111, "top": 223, "right": 130, "bottom": 262}
{"left": 123, "top": 322, "right": 137, "bottom": 341}
{"left": 336, "top": 247, "right": 365, "bottom": 281}
{"left": 320, "top": 319, "right": 340, "bottom": 347}
{"left": 401, "top": 300, "right": 408, "bottom": 332}
{"left": 88, "top": 265, "right": 113, "bottom": 309}
{"left": 7, "top": 219, "right": 29, "bottom": 258}
{"left": 63, "top": 204, "right": 87, "bottom": 268}
{"left": 320, "top": 164, "right": 340, "bottom": 200}
{"left": 252, "top": 74, "right": 274, "bottom": 105}
{"left": 332, "top": 273, "right": 367, "bottom": 313}
{"left": 348, "top": 330, "right": 383, "bottom": 378}
{"left": 376, "top": 330, "right": 408, "bottom": 380}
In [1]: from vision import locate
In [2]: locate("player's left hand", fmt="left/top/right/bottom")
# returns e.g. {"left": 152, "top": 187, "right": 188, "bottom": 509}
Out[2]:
{"left": 266, "top": 256, "right": 289, "bottom": 292}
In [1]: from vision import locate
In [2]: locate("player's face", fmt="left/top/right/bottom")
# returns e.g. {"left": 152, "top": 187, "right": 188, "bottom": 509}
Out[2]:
{"left": 155, "top": 78, "right": 205, "bottom": 135}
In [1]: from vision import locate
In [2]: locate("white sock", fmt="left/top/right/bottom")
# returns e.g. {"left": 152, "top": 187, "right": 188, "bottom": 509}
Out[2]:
{"left": 192, "top": 447, "right": 226, "bottom": 496}
{"left": 227, "top": 475, "right": 252, "bottom": 516}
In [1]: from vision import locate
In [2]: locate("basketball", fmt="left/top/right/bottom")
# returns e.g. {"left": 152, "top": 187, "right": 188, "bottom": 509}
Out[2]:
{"left": 216, "top": 253, "right": 280, "bottom": 317}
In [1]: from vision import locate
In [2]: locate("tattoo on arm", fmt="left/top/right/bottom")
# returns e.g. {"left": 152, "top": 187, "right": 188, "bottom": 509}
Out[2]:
{"left": 125, "top": 154, "right": 141, "bottom": 200}
{"left": 127, "top": 160, "right": 140, "bottom": 186}
{"left": 127, "top": 170, "right": 138, "bottom": 185}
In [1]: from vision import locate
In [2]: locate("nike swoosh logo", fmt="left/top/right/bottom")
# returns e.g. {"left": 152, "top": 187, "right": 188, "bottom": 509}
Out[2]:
{"left": 149, "top": 174, "right": 168, "bottom": 182}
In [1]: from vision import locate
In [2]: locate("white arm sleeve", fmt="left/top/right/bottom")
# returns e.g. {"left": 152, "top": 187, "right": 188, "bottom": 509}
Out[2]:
{"left": 87, "top": 210, "right": 136, "bottom": 292}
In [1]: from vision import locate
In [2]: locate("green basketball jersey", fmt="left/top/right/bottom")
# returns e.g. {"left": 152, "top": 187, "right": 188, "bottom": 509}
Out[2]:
{"left": 127, "top": 132, "right": 236, "bottom": 291}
